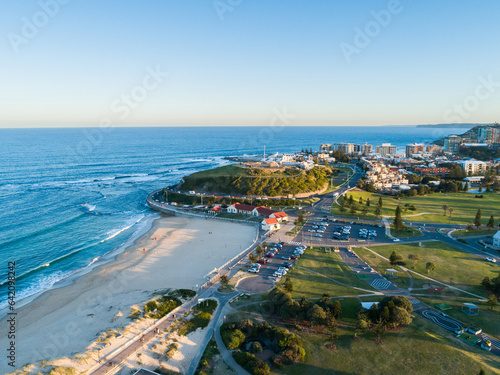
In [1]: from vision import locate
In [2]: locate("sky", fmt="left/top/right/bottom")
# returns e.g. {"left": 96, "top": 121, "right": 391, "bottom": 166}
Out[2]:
{"left": 1, "top": 0, "right": 499, "bottom": 128}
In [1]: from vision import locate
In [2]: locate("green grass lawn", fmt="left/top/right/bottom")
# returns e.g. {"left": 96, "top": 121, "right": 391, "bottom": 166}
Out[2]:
{"left": 283, "top": 247, "right": 377, "bottom": 299}
{"left": 278, "top": 316, "right": 500, "bottom": 375}
{"left": 390, "top": 226, "right": 423, "bottom": 238}
{"left": 332, "top": 190, "right": 500, "bottom": 225}
{"left": 418, "top": 296, "right": 500, "bottom": 338}
{"left": 452, "top": 229, "right": 498, "bottom": 238}
{"left": 188, "top": 164, "right": 248, "bottom": 178}
{"left": 354, "top": 242, "right": 500, "bottom": 298}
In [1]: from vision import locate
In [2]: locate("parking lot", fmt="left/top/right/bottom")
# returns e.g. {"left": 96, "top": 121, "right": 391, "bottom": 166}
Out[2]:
{"left": 245, "top": 242, "right": 305, "bottom": 282}
{"left": 296, "top": 217, "right": 388, "bottom": 246}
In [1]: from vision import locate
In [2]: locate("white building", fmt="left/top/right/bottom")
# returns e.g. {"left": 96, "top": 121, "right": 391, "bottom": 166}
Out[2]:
{"left": 261, "top": 217, "right": 280, "bottom": 231}
{"left": 456, "top": 160, "right": 487, "bottom": 175}
{"left": 493, "top": 231, "right": 500, "bottom": 250}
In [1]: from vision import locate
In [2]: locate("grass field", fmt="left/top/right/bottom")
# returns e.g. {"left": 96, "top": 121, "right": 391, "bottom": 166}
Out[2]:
{"left": 354, "top": 242, "right": 499, "bottom": 298}
{"left": 280, "top": 316, "right": 500, "bottom": 375}
{"left": 188, "top": 164, "right": 247, "bottom": 178}
{"left": 228, "top": 298, "right": 500, "bottom": 375}
{"left": 418, "top": 296, "right": 500, "bottom": 338}
{"left": 452, "top": 229, "right": 498, "bottom": 238}
{"left": 332, "top": 189, "right": 500, "bottom": 225}
{"left": 390, "top": 226, "right": 423, "bottom": 238}
{"left": 285, "top": 247, "right": 377, "bottom": 298}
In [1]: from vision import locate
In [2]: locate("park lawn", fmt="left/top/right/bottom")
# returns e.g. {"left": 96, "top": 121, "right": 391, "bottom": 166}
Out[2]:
{"left": 419, "top": 296, "right": 500, "bottom": 338}
{"left": 188, "top": 164, "right": 247, "bottom": 178}
{"left": 390, "top": 226, "right": 423, "bottom": 238}
{"left": 277, "top": 316, "right": 500, "bottom": 375}
{"left": 285, "top": 266, "right": 368, "bottom": 299}
{"left": 357, "top": 242, "right": 499, "bottom": 298}
{"left": 332, "top": 189, "right": 500, "bottom": 225}
{"left": 295, "top": 247, "right": 376, "bottom": 292}
{"left": 452, "top": 228, "right": 498, "bottom": 238}
{"left": 354, "top": 247, "right": 414, "bottom": 290}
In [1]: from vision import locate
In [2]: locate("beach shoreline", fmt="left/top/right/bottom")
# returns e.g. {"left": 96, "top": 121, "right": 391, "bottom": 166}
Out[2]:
{"left": 0, "top": 214, "right": 258, "bottom": 374}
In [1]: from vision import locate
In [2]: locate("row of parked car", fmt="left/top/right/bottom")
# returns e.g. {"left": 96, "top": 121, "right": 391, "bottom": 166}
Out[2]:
{"left": 359, "top": 227, "right": 377, "bottom": 240}
{"left": 333, "top": 225, "right": 350, "bottom": 240}
{"left": 273, "top": 245, "right": 306, "bottom": 277}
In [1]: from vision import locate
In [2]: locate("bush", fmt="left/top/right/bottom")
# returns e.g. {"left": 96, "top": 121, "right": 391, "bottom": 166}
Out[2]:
{"left": 171, "top": 289, "right": 196, "bottom": 299}
{"left": 251, "top": 341, "right": 263, "bottom": 353}
{"left": 222, "top": 327, "right": 246, "bottom": 350}
{"left": 145, "top": 300, "right": 159, "bottom": 313}
{"left": 233, "top": 351, "right": 270, "bottom": 375}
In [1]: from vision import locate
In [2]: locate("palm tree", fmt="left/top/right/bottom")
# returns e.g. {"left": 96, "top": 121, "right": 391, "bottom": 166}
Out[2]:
{"left": 448, "top": 208, "right": 454, "bottom": 218}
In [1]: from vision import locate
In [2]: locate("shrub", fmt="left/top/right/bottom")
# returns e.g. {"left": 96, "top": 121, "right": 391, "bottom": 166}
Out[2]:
{"left": 222, "top": 328, "right": 246, "bottom": 350}
{"left": 233, "top": 351, "right": 270, "bottom": 375}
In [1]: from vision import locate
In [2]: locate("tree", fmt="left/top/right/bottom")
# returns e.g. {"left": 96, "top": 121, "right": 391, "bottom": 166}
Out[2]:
{"left": 280, "top": 299, "right": 300, "bottom": 320}
{"left": 355, "top": 318, "right": 369, "bottom": 336}
{"left": 487, "top": 294, "right": 498, "bottom": 311}
{"left": 249, "top": 253, "right": 257, "bottom": 262}
{"left": 378, "top": 197, "right": 383, "bottom": 208}
{"left": 389, "top": 251, "right": 401, "bottom": 265}
{"left": 368, "top": 303, "right": 380, "bottom": 323}
{"left": 426, "top": 262, "right": 436, "bottom": 274}
{"left": 307, "top": 304, "right": 326, "bottom": 326}
{"left": 255, "top": 245, "right": 264, "bottom": 259}
{"left": 442, "top": 204, "right": 448, "bottom": 216}
{"left": 332, "top": 300, "right": 342, "bottom": 320}
{"left": 464, "top": 181, "right": 469, "bottom": 191}
{"left": 374, "top": 206, "right": 381, "bottom": 217}
{"left": 389, "top": 306, "right": 412, "bottom": 328}
{"left": 487, "top": 215, "right": 495, "bottom": 230}
{"left": 448, "top": 207, "right": 454, "bottom": 218}
{"left": 359, "top": 197, "right": 363, "bottom": 204}
{"left": 478, "top": 369, "right": 485, "bottom": 375}
{"left": 349, "top": 195, "right": 354, "bottom": 205}
{"left": 408, "top": 254, "right": 421, "bottom": 268}
{"left": 220, "top": 275, "right": 229, "bottom": 287}
{"left": 366, "top": 198, "right": 371, "bottom": 207}
{"left": 474, "top": 209, "right": 482, "bottom": 229}
{"left": 467, "top": 223, "right": 475, "bottom": 231}
{"left": 394, "top": 205, "right": 403, "bottom": 231}
{"left": 283, "top": 277, "right": 293, "bottom": 293}
{"left": 372, "top": 319, "right": 386, "bottom": 342}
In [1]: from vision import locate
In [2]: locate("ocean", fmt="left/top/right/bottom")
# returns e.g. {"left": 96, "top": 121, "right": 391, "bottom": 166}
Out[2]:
{"left": 0, "top": 126, "right": 465, "bottom": 312}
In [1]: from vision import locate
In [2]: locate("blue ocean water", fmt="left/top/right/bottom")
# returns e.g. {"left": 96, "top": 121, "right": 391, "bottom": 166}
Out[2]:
{"left": 0, "top": 126, "right": 465, "bottom": 311}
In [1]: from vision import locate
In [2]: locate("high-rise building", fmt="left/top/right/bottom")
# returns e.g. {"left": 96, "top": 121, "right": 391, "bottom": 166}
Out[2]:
{"left": 426, "top": 144, "right": 443, "bottom": 154}
{"left": 443, "top": 135, "right": 461, "bottom": 153}
{"left": 376, "top": 143, "right": 397, "bottom": 156}
{"left": 361, "top": 143, "right": 373, "bottom": 155}
{"left": 478, "top": 127, "right": 500, "bottom": 145}
{"left": 456, "top": 160, "right": 487, "bottom": 175}
{"left": 319, "top": 144, "right": 332, "bottom": 152}
{"left": 405, "top": 143, "right": 425, "bottom": 157}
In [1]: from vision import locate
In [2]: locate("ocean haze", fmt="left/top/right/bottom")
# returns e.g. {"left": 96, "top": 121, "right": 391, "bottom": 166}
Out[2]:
{"left": 0, "top": 126, "right": 465, "bottom": 311}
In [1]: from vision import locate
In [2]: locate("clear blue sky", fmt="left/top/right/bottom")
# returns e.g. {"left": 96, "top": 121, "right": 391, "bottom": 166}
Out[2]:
{"left": 1, "top": 0, "right": 499, "bottom": 127}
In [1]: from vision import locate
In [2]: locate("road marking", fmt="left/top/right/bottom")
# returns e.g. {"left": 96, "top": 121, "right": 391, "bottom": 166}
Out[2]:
{"left": 370, "top": 279, "right": 392, "bottom": 290}
{"left": 421, "top": 310, "right": 462, "bottom": 332}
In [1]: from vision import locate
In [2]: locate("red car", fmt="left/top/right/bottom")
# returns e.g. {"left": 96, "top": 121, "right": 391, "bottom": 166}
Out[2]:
{"left": 257, "top": 259, "right": 268, "bottom": 264}
{"left": 290, "top": 255, "right": 299, "bottom": 260}
{"left": 265, "top": 252, "right": 275, "bottom": 258}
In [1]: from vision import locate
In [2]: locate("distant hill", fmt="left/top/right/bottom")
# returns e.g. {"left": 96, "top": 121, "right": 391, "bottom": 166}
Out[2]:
{"left": 178, "top": 164, "right": 332, "bottom": 197}
{"left": 416, "top": 123, "right": 485, "bottom": 129}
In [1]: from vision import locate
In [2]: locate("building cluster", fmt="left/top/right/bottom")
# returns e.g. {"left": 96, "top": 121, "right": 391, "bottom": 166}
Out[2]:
{"left": 212, "top": 203, "right": 288, "bottom": 231}
{"left": 443, "top": 124, "right": 500, "bottom": 153}
{"left": 263, "top": 152, "right": 327, "bottom": 170}
{"left": 364, "top": 161, "right": 409, "bottom": 192}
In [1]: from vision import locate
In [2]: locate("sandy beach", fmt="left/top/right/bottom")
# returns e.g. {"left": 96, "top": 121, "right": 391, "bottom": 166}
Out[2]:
{"left": 1, "top": 215, "right": 257, "bottom": 374}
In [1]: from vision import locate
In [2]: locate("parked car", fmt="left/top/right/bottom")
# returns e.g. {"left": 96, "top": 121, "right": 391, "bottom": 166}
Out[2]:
{"left": 486, "top": 257, "right": 496, "bottom": 263}
{"left": 249, "top": 267, "right": 260, "bottom": 273}
{"left": 257, "top": 259, "right": 268, "bottom": 264}
{"left": 265, "top": 252, "right": 274, "bottom": 257}
{"left": 281, "top": 255, "right": 291, "bottom": 260}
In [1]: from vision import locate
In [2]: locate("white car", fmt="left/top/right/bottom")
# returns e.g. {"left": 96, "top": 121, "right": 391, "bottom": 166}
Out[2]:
{"left": 486, "top": 257, "right": 496, "bottom": 263}
{"left": 393, "top": 238, "right": 400, "bottom": 242}
{"left": 249, "top": 267, "right": 260, "bottom": 273}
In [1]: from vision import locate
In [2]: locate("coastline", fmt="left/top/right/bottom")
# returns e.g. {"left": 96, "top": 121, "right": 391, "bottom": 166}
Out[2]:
{"left": 0, "top": 212, "right": 161, "bottom": 319}
{"left": 0, "top": 213, "right": 257, "bottom": 374}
